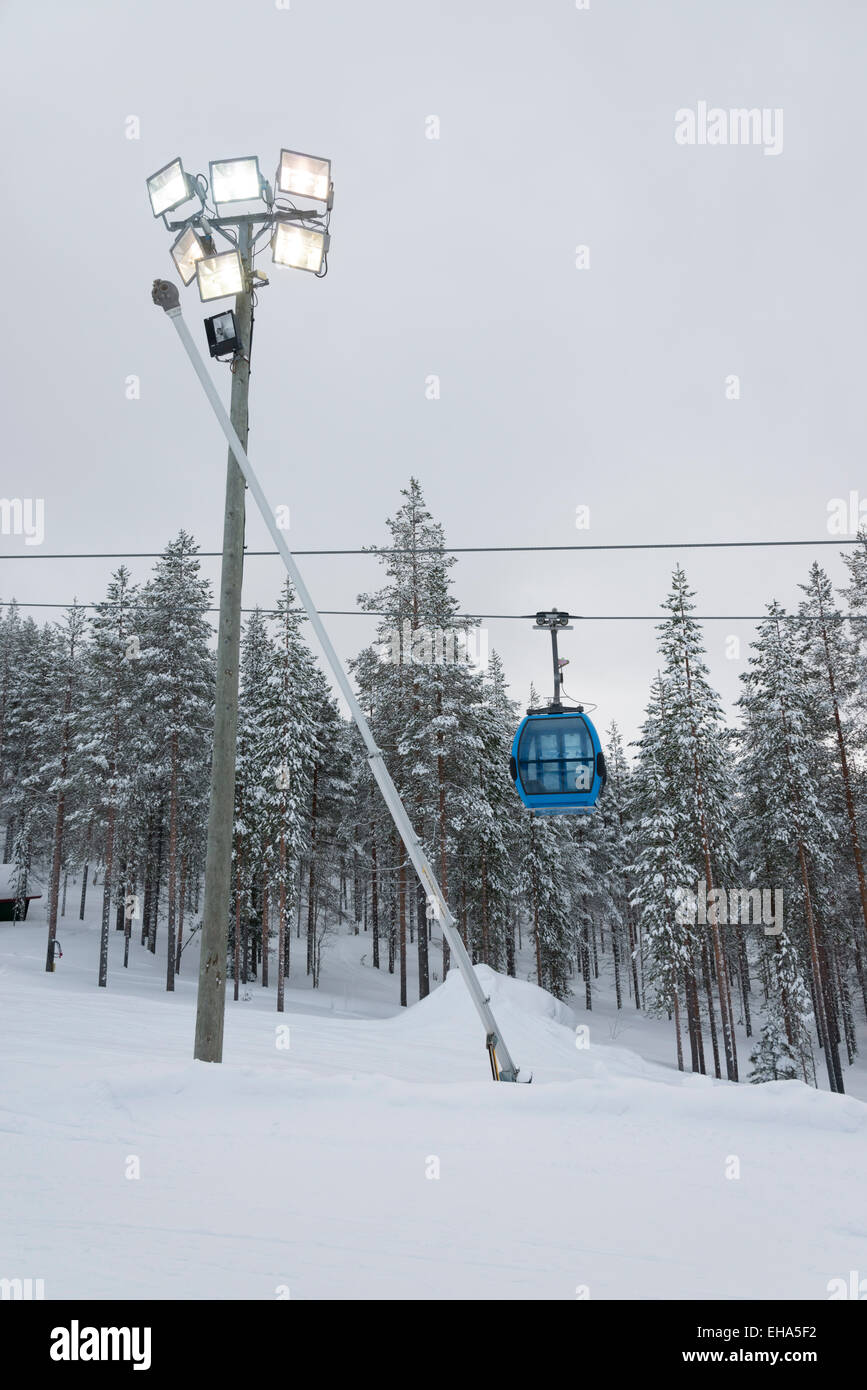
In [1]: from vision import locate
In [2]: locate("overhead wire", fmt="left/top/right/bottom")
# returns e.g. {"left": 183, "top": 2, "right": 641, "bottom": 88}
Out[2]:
{"left": 0, "top": 602, "right": 862, "bottom": 622}
{"left": 0, "top": 537, "right": 861, "bottom": 620}
{"left": 0, "top": 537, "right": 861, "bottom": 560}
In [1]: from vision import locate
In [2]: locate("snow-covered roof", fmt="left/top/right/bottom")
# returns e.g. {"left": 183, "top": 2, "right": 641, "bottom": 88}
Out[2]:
{"left": 0, "top": 863, "right": 42, "bottom": 900}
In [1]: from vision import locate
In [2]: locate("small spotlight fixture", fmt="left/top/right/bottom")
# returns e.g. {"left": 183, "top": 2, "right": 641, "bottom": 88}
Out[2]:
{"left": 170, "top": 226, "right": 216, "bottom": 286}
{"left": 147, "top": 157, "right": 194, "bottom": 218}
{"left": 277, "top": 149, "right": 332, "bottom": 204}
{"left": 209, "top": 156, "right": 262, "bottom": 205}
{"left": 271, "top": 223, "right": 329, "bottom": 274}
{"left": 204, "top": 310, "right": 242, "bottom": 359}
{"left": 196, "top": 249, "right": 245, "bottom": 302}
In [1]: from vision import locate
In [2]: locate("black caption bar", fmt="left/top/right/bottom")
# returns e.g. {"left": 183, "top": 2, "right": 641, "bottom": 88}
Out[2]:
{"left": 1, "top": 1298, "right": 862, "bottom": 1375}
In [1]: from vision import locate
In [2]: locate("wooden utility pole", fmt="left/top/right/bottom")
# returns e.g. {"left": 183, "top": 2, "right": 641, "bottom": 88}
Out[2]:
{"left": 194, "top": 223, "right": 253, "bottom": 1063}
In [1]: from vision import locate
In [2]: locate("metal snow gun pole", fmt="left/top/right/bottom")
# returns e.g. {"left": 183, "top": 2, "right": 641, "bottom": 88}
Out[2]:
{"left": 151, "top": 279, "right": 522, "bottom": 1082}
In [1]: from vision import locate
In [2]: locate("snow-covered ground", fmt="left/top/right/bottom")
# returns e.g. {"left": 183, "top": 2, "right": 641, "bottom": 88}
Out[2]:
{"left": 2, "top": 897, "right": 866, "bottom": 1300}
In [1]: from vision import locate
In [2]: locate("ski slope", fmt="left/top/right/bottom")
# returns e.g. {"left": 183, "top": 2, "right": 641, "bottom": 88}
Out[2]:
{"left": 1, "top": 914, "right": 866, "bottom": 1301}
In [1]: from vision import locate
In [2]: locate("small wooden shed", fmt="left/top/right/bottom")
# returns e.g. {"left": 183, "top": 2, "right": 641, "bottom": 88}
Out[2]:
{"left": 0, "top": 863, "right": 42, "bottom": 920}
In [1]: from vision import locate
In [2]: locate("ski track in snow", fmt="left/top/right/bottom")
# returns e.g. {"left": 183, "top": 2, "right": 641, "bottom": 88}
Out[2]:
{"left": 1, "top": 909, "right": 866, "bottom": 1300}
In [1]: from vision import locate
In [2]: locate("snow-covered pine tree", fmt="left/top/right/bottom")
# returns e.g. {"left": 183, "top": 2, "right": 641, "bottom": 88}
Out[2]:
{"left": 572, "top": 721, "right": 632, "bottom": 1011}
{"left": 598, "top": 722, "right": 641, "bottom": 1010}
{"left": 137, "top": 534, "right": 213, "bottom": 989}
{"left": 630, "top": 675, "right": 700, "bottom": 1071}
{"left": 349, "top": 646, "right": 391, "bottom": 972}
{"left": 656, "top": 567, "right": 739, "bottom": 1081}
{"left": 358, "top": 478, "right": 486, "bottom": 997}
{"left": 305, "top": 668, "right": 353, "bottom": 987}
{"left": 748, "top": 998, "right": 804, "bottom": 1083}
{"left": 510, "top": 675, "right": 577, "bottom": 1000}
{"left": 3, "top": 614, "right": 47, "bottom": 922}
{"left": 34, "top": 604, "right": 88, "bottom": 974}
{"left": 798, "top": 562, "right": 867, "bottom": 1029}
{"left": 0, "top": 603, "right": 27, "bottom": 857}
{"left": 463, "top": 651, "right": 522, "bottom": 972}
{"left": 736, "top": 602, "right": 844, "bottom": 1091}
{"left": 0, "top": 610, "right": 43, "bottom": 872}
{"left": 259, "top": 580, "right": 318, "bottom": 1010}
{"left": 235, "top": 608, "right": 274, "bottom": 987}
{"left": 80, "top": 569, "right": 140, "bottom": 987}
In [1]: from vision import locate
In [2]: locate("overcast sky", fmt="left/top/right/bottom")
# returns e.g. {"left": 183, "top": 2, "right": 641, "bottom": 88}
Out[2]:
{"left": 1, "top": 0, "right": 863, "bottom": 746}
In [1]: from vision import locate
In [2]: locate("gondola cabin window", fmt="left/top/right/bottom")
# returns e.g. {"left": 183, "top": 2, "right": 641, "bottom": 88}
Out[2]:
{"left": 517, "top": 716, "right": 595, "bottom": 797}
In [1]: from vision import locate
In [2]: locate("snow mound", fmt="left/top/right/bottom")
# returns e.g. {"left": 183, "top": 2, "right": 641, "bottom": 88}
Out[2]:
{"left": 2, "top": 931, "right": 866, "bottom": 1299}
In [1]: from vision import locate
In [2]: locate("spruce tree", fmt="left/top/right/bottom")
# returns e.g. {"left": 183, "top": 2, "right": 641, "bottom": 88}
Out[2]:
{"left": 657, "top": 567, "right": 739, "bottom": 1080}
{"left": 737, "top": 602, "right": 844, "bottom": 1091}
{"left": 81, "top": 570, "right": 140, "bottom": 987}
{"left": 137, "top": 534, "right": 213, "bottom": 987}
{"left": 259, "top": 580, "right": 317, "bottom": 1009}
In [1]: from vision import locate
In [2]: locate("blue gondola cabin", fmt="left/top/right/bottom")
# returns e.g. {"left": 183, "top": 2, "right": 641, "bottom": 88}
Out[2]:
{"left": 509, "top": 711, "right": 606, "bottom": 816}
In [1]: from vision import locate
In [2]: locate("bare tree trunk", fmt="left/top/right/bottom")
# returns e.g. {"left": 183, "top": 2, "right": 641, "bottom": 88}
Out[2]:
{"left": 370, "top": 825, "right": 380, "bottom": 969}
{"left": 79, "top": 859, "right": 89, "bottom": 922}
{"left": 233, "top": 841, "right": 242, "bottom": 1002}
{"left": 115, "top": 866, "right": 126, "bottom": 931}
{"left": 799, "top": 841, "right": 843, "bottom": 1092}
{"left": 140, "top": 816, "right": 153, "bottom": 944}
{"left": 175, "top": 854, "right": 187, "bottom": 975}
{"left": 148, "top": 807, "right": 165, "bottom": 955}
{"left": 97, "top": 801, "right": 115, "bottom": 989}
{"left": 737, "top": 931, "right": 752, "bottom": 1038}
{"left": 581, "top": 923, "right": 592, "bottom": 1009}
{"left": 166, "top": 734, "right": 179, "bottom": 992}
{"left": 673, "top": 980, "right": 685, "bottom": 1071}
{"left": 834, "top": 936, "right": 856, "bottom": 1065}
{"left": 685, "top": 966, "right": 705, "bottom": 1074}
{"left": 123, "top": 876, "right": 133, "bottom": 969}
{"left": 437, "top": 694, "right": 450, "bottom": 978}
{"left": 773, "top": 651, "right": 844, "bottom": 1093}
{"left": 854, "top": 936, "right": 867, "bottom": 1019}
{"left": 261, "top": 876, "right": 269, "bottom": 988}
{"left": 307, "top": 769, "right": 318, "bottom": 976}
{"left": 480, "top": 850, "right": 489, "bottom": 965}
{"left": 46, "top": 719, "right": 71, "bottom": 972}
{"left": 417, "top": 880, "right": 429, "bottom": 999}
{"left": 816, "top": 598, "right": 867, "bottom": 961}
{"left": 533, "top": 868, "right": 542, "bottom": 988}
{"left": 399, "top": 838, "right": 407, "bottom": 1007}
{"left": 680, "top": 617, "right": 738, "bottom": 1081}
{"left": 277, "top": 825, "right": 287, "bottom": 1013}
{"left": 700, "top": 932, "right": 721, "bottom": 1079}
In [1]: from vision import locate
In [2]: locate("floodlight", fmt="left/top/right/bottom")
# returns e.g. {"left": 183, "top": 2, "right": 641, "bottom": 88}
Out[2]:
{"left": 204, "top": 310, "right": 242, "bottom": 359}
{"left": 209, "top": 156, "right": 262, "bottom": 205}
{"left": 170, "top": 226, "right": 215, "bottom": 287}
{"left": 196, "top": 250, "right": 245, "bottom": 302}
{"left": 277, "top": 149, "right": 332, "bottom": 204}
{"left": 271, "top": 223, "right": 329, "bottom": 274}
{"left": 146, "top": 157, "right": 193, "bottom": 217}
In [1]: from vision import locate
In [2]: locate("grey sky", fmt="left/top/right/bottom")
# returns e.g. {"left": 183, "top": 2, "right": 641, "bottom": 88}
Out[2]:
{"left": 1, "top": 0, "right": 863, "bottom": 746}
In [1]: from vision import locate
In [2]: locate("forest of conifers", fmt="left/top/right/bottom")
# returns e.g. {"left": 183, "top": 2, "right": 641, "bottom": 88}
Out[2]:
{"left": 3, "top": 479, "right": 867, "bottom": 1093}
